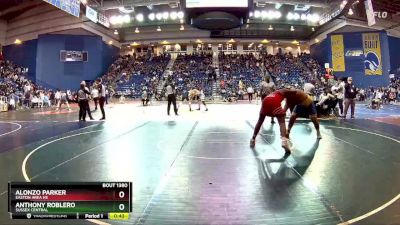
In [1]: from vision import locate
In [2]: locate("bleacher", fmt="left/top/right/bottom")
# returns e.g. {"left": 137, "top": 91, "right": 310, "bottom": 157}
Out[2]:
{"left": 170, "top": 53, "right": 214, "bottom": 97}
{"left": 113, "top": 54, "right": 170, "bottom": 98}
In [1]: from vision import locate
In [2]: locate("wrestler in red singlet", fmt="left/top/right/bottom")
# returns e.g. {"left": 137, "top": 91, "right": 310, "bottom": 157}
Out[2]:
{"left": 250, "top": 89, "right": 321, "bottom": 154}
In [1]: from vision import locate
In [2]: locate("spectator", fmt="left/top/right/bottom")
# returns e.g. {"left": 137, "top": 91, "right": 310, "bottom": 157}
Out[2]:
{"left": 343, "top": 77, "right": 357, "bottom": 119}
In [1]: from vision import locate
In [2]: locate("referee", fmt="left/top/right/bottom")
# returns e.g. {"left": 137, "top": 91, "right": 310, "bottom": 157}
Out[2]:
{"left": 165, "top": 78, "right": 178, "bottom": 116}
{"left": 96, "top": 78, "right": 106, "bottom": 120}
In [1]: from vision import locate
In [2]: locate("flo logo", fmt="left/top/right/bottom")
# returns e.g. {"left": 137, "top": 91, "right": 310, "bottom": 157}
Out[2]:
{"left": 364, "top": 51, "right": 380, "bottom": 72}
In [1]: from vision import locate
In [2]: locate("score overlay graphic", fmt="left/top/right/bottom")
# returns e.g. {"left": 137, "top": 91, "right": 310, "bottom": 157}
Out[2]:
{"left": 8, "top": 182, "right": 132, "bottom": 220}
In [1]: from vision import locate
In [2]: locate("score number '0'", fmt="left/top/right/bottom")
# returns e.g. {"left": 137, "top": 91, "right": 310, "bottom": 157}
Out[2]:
{"left": 119, "top": 191, "right": 125, "bottom": 211}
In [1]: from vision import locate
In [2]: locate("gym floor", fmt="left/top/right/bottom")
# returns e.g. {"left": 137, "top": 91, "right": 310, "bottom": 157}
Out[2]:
{"left": 0, "top": 101, "right": 399, "bottom": 225}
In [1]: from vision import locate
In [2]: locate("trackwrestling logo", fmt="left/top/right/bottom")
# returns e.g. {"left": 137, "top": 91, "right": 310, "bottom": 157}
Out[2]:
{"left": 364, "top": 51, "right": 380, "bottom": 72}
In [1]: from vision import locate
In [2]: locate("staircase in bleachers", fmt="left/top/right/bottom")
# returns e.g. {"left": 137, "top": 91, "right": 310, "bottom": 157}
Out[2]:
{"left": 212, "top": 52, "right": 221, "bottom": 101}
{"left": 157, "top": 56, "right": 176, "bottom": 95}
{"left": 115, "top": 54, "right": 171, "bottom": 98}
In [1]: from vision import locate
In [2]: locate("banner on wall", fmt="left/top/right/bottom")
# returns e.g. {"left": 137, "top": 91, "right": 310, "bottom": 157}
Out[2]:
{"left": 331, "top": 34, "right": 345, "bottom": 72}
{"left": 43, "top": 0, "right": 80, "bottom": 17}
{"left": 86, "top": 6, "right": 98, "bottom": 23}
{"left": 363, "top": 33, "right": 382, "bottom": 75}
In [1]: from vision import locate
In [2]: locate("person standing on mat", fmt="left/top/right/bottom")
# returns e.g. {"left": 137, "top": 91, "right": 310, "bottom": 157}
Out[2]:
{"left": 165, "top": 79, "right": 178, "bottom": 116}
{"left": 343, "top": 77, "right": 357, "bottom": 119}
{"left": 250, "top": 89, "right": 292, "bottom": 154}
{"left": 247, "top": 85, "right": 254, "bottom": 103}
{"left": 96, "top": 78, "right": 106, "bottom": 120}
{"left": 84, "top": 82, "right": 94, "bottom": 120}
{"left": 331, "top": 78, "right": 344, "bottom": 116}
{"left": 188, "top": 88, "right": 199, "bottom": 112}
{"left": 260, "top": 75, "right": 276, "bottom": 123}
{"left": 285, "top": 88, "right": 322, "bottom": 140}
{"left": 250, "top": 88, "right": 321, "bottom": 154}
{"left": 91, "top": 86, "right": 99, "bottom": 110}
{"left": 77, "top": 81, "right": 91, "bottom": 121}
{"left": 198, "top": 87, "right": 208, "bottom": 111}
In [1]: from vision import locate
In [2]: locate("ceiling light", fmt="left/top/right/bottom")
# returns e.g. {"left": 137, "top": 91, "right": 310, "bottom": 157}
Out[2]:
{"left": 196, "top": 39, "right": 202, "bottom": 43}
{"left": 156, "top": 13, "right": 163, "bottom": 20}
{"left": 287, "top": 12, "right": 293, "bottom": 20}
{"left": 170, "top": 11, "right": 178, "bottom": 20}
{"left": 340, "top": 0, "right": 347, "bottom": 8}
{"left": 348, "top": 8, "right": 354, "bottom": 15}
{"left": 275, "top": 11, "right": 282, "bottom": 19}
{"left": 292, "top": 40, "right": 299, "bottom": 44}
{"left": 254, "top": 10, "right": 261, "bottom": 18}
{"left": 290, "top": 26, "right": 294, "bottom": 31}
{"left": 118, "top": 6, "right": 134, "bottom": 14}
{"left": 108, "top": 40, "right": 113, "bottom": 45}
{"left": 301, "top": 14, "right": 307, "bottom": 20}
{"left": 315, "top": 38, "right": 320, "bottom": 43}
{"left": 180, "top": 19, "right": 184, "bottom": 23}
{"left": 136, "top": 14, "right": 144, "bottom": 22}
{"left": 161, "top": 40, "right": 169, "bottom": 45}
{"left": 162, "top": 12, "right": 169, "bottom": 20}
{"left": 114, "top": 30, "right": 118, "bottom": 35}
{"left": 261, "top": 39, "right": 269, "bottom": 44}
{"left": 311, "top": 14, "right": 320, "bottom": 22}
{"left": 275, "top": 3, "right": 282, "bottom": 9}
{"left": 312, "top": 27, "right": 315, "bottom": 31}
{"left": 110, "top": 16, "right": 117, "bottom": 25}
{"left": 266, "top": 10, "right": 274, "bottom": 19}
{"left": 14, "top": 39, "right": 22, "bottom": 44}
{"left": 157, "top": 26, "right": 161, "bottom": 32}
{"left": 131, "top": 42, "right": 140, "bottom": 46}
{"left": 249, "top": 12, "right": 254, "bottom": 17}
{"left": 293, "top": 13, "right": 300, "bottom": 20}
{"left": 148, "top": 13, "right": 155, "bottom": 21}
{"left": 180, "top": 25, "right": 184, "bottom": 30}
{"left": 177, "top": 11, "right": 184, "bottom": 19}
{"left": 261, "top": 10, "right": 268, "bottom": 18}
{"left": 135, "top": 27, "right": 140, "bottom": 33}
{"left": 268, "top": 25, "right": 273, "bottom": 30}
{"left": 123, "top": 15, "right": 131, "bottom": 23}
{"left": 80, "top": 0, "right": 87, "bottom": 4}
{"left": 307, "top": 14, "right": 313, "bottom": 21}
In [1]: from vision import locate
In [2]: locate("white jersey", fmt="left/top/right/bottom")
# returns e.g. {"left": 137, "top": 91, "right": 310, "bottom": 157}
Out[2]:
{"left": 260, "top": 81, "right": 275, "bottom": 96}
{"left": 304, "top": 83, "right": 315, "bottom": 96}
{"left": 200, "top": 90, "right": 205, "bottom": 101}
{"left": 91, "top": 89, "right": 99, "bottom": 98}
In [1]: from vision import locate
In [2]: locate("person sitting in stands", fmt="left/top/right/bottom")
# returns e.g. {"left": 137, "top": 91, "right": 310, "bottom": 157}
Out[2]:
{"left": 316, "top": 88, "right": 336, "bottom": 117}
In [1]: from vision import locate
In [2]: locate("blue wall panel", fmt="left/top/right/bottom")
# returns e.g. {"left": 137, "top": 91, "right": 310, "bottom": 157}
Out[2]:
{"left": 310, "top": 38, "right": 330, "bottom": 66}
{"left": 3, "top": 34, "right": 119, "bottom": 90}
{"left": 3, "top": 39, "right": 38, "bottom": 81}
{"left": 102, "top": 42, "right": 119, "bottom": 74}
{"left": 388, "top": 36, "right": 400, "bottom": 75}
{"left": 36, "top": 34, "right": 107, "bottom": 90}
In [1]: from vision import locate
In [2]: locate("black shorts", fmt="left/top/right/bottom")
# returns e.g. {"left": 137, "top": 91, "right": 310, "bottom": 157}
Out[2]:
{"left": 293, "top": 103, "right": 317, "bottom": 118}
